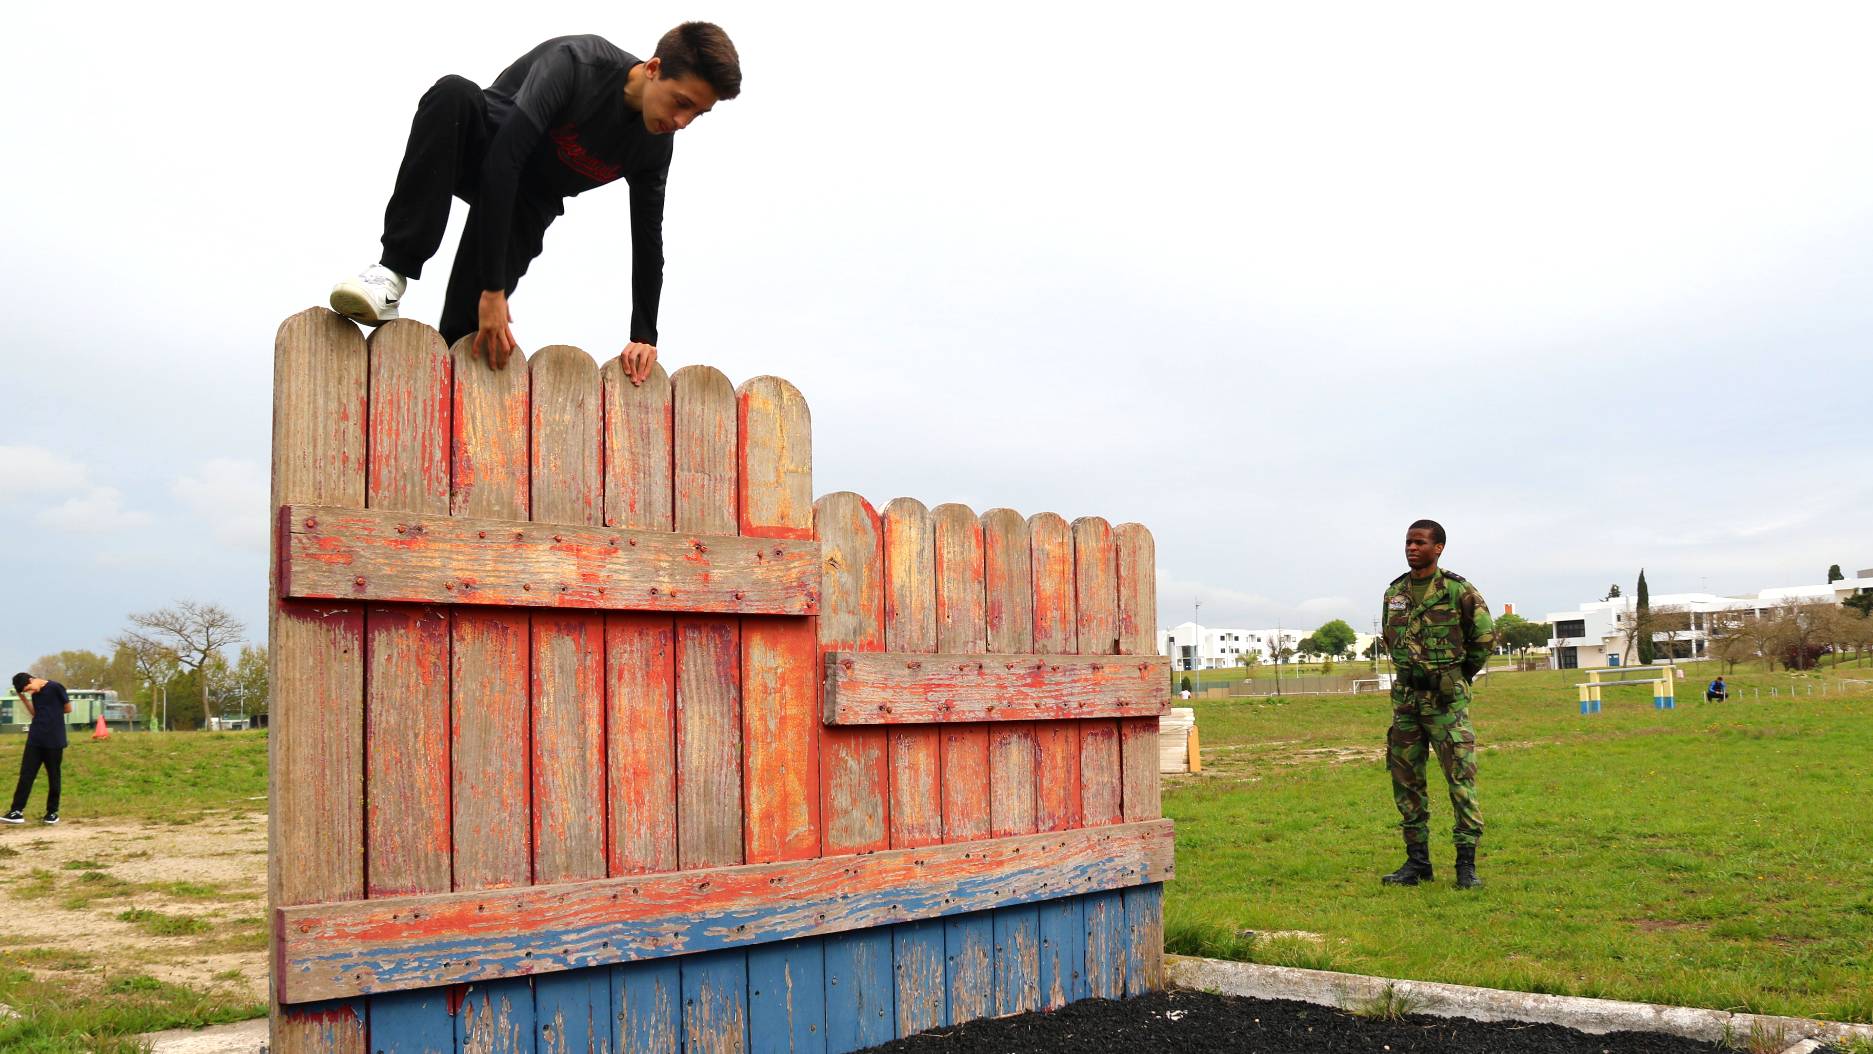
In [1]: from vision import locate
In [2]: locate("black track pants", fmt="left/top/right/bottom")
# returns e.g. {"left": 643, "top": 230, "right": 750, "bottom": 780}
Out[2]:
{"left": 377, "top": 75, "right": 554, "bottom": 346}
{"left": 9, "top": 743, "right": 62, "bottom": 815}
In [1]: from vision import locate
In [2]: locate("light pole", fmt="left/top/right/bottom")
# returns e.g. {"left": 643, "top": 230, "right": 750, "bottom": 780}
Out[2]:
{"left": 1193, "top": 599, "right": 1202, "bottom": 675}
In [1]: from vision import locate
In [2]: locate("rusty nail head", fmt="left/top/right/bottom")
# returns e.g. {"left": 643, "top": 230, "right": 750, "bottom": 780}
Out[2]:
{"left": 304, "top": 517, "right": 317, "bottom": 529}
{"left": 478, "top": 531, "right": 487, "bottom": 539}
{"left": 353, "top": 576, "right": 365, "bottom": 587}
{"left": 628, "top": 538, "right": 638, "bottom": 546}
{"left": 554, "top": 535, "right": 563, "bottom": 543}
{"left": 522, "top": 583, "right": 531, "bottom": 591}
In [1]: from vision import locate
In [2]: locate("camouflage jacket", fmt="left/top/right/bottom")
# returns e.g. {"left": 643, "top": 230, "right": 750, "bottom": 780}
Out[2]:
{"left": 1382, "top": 568, "right": 1495, "bottom": 676}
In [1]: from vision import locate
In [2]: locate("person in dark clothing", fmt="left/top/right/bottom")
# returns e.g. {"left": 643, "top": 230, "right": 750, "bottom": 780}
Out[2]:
{"left": 6, "top": 672, "right": 69, "bottom": 824}
{"left": 1706, "top": 676, "right": 1728, "bottom": 702}
{"left": 330, "top": 23, "right": 741, "bottom": 382}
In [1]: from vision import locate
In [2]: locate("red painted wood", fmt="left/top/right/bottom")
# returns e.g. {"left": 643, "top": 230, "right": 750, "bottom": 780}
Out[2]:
{"left": 1073, "top": 517, "right": 1123, "bottom": 827}
{"left": 882, "top": 497, "right": 941, "bottom": 851}
{"left": 738, "top": 376, "right": 819, "bottom": 866}
{"left": 814, "top": 492, "right": 889, "bottom": 855}
{"left": 276, "top": 820, "right": 1176, "bottom": 1003}
{"left": 448, "top": 334, "right": 531, "bottom": 894}
{"left": 1117, "top": 520, "right": 1161, "bottom": 825}
{"left": 822, "top": 652, "right": 1170, "bottom": 724}
{"left": 1028, "top": 513, "right": 1080, "bottom": 833}
{"left": 934, "top": 504, "right": 990, "bottom": 844}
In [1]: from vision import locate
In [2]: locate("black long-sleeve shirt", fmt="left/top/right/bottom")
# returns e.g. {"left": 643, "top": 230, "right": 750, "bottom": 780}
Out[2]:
{"left": 480, "top": 36, "right": 672, "bottom": 344}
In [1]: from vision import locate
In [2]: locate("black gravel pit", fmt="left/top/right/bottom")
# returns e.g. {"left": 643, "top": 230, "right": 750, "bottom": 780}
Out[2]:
{"left": 860, "top": 989, "right": 1731, "bottom": 1053}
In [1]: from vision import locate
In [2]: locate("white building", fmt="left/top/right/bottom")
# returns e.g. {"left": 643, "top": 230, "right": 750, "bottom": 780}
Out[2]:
{"left": 1158, "top": 622, "right": 1377, "bottom": 670}
{"left": 1544, "top": 569, "right": 1873, "bottom": 669}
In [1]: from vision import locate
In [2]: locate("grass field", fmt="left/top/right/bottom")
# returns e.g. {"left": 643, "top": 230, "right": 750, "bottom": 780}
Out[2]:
{"left": 1163, "top": 661, "right": 1873, "bottom": 1024}
{"left": 0, "top": 731, "right": 268, "bottom": 1053}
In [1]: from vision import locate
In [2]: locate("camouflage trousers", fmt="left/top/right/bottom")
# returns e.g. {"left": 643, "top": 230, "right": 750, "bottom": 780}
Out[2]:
{"left": 1387, "top": 675, "right": 1483, "bottom": 848}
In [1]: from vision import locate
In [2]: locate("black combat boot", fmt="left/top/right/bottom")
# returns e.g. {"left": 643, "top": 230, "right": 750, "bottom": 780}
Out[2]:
{"left": 1380, "top": 840, "right": 1434, "bottom": 885}
{"left": 1454, "top": 845, "right": 1482, "bottom": 889}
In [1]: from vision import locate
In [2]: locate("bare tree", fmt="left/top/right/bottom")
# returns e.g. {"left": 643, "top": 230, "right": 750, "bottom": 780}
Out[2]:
{"left": 120, "top": 601, "right": 247, "bottom": 676}
{"left": 1649, "top": 605, "right": 1693, "bottom": 664}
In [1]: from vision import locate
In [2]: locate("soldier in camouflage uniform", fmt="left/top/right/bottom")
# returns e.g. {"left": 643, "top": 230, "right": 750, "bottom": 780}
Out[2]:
{"left": 1380, "top": 519, "right": 1494, "bottom": 889}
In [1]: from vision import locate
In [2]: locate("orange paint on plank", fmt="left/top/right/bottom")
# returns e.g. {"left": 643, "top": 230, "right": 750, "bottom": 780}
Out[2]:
{"left": 742, "top": 618, "right": 819, "bottom": 864}
{"left": 531, "top": 613, "right": 607, "bottom": 885}
{"left": 815, "top": 492, "right": 889, "bottom": 856}
{"left": 365, "top": 605, "right": 452, "bottom": 898}
{"left": 887, "top": 726, "right": 942, "bottom": 848}
{"left": 607, "top": 613, "right": 677, "bottom": 876}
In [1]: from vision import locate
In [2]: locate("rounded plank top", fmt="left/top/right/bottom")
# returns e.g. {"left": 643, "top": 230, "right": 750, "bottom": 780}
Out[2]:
{"left": 814, "top": 492, "right": 884, "bottom": 652}
{"left": 672, "top": 365, "right": 738, "bottom": 536}
{"left": 601, "top": 359, "right": 673, "bottom": 531}
{"left": 530, "top": 344, "right": 602, "bottom": 527}
{"left": 366, "top": 320, "right": 451, "bottom": 515}
{"left": 1071, "top": 517, "right": 1118, "bottom": 656}
{"left": 1027, "top": 512, "right": 1075, "bottom": 654}
{"left": 980, "top": 508, "right": 1034, "bottom": 655}
{"left": 273, "top": 307, "right": 368, "bottom": 509}
{"left": 882, "top": 497, "right": 938, "bottom": 654}
{"left": 737, "top": 375, "right": 813, "bottom": 539}
{"left": 451, "top": 334, "right": 531, "bottom": 520}
{"left": 933, "top": 503, "right": 987, "bottom": 654}
{"left": 1115, "top": 523, "right": 1157, "bottom": 656}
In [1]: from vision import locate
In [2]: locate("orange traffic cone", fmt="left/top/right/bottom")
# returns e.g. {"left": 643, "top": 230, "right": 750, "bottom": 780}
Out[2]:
{"left": 92, "top": 715, "right": 111, "bottom": 740}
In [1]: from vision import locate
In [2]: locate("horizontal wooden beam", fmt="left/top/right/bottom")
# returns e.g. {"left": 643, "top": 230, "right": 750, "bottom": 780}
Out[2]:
{"left": 278, "top": 504, "right": 819, "bottom": 616}
{"left": 822, "top": 652, "right": 1171, "bottom": 724}
{"left": 275, "top": 818, "right": 1172, "bottom": 1004}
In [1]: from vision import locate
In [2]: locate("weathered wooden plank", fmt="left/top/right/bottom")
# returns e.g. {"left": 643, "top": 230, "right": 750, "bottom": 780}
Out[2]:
{"left": 533, "top": 613, "right": 606, "bottom": 884}
{"left": 603, "top": 359, "right": 673, "bottom": 532}
{"left": 739, "top": 376, "right": 818, "bottom": 867}
{"left": 681, "top": 950, "right": 749, "bottom": 1054}
{"left": 365, "top": 986, "right": 451, "bottom": 1054}
{"left": 1122, "top": 883, "right": 1166, "bottom": 996}
{"left": 991, "top": 907, "right": 1041, "bottom": 1017}
{"left": 824, "top": 930, "right": 893, "bottom": 1053}
{"left": 614, "top": 959, "right": 681, "bottom": 1054}
{"left": 363, "top": 323, "right": 453, "bottom": 905}
{"left": 1073, "top": 517, "right": 1123, "bottom": 828}
{"left": 1117, "top": 522, "right": 1161, "bottom": 825}
{"left": 449, "top": 335, "right": 531, "bottom": 894}
{"left": 270, "top": 307, "right": 368, "bottom": 1054}
{"left": 981, "top": 508, "right": 1037, "bottom": 848}
{"left": 456, "top": 978, "right": 534, "bottom": 1054}
{"left": 677, "top": 617, "right": 743, "bottom": 869}
{"left": 1038, "top": 896, "right": 1086, "bottom": 1010}
{"left": 891, "top": 920, "right": 946, "bottom": 1038}
{"left": 880, "top": 498, "right": 940, "bottom": 851}
{"left": 532, "top": 345, "right": 602, "bottom": 527}
{"left": 943, "top": 913, "right": 993, "bottom": 1024}
{"left": 747, "top": 939, "right": 826, "bottom": 1054}
{"left": 1083, "top": 890, "right": 1126, "bottom": 1000}
{"left": 280, "top": 504, "right": 819, "bottom": 615}
{"left": 1028, "top": 513, "right": 1079, "bottom": 835}
{"left": 673, "top": 366, "right": 737, "bottom": 535}
{"left": 814, "top": 493, "right": 888, "bottom": 856}
{"left": 277, "top": 820, "right": 1174, "bottom": 1002}
{"left": 822, "top": 652, "right": 1170, "bottom": 724}
{"left": 608, "top": 613, "right": 677, "bottom": 877}
{"left": 933, "top": 503, "right": 990, "bottom": 845}
{"left": 537, "top": 965, "right": 612, "bottom": 1054}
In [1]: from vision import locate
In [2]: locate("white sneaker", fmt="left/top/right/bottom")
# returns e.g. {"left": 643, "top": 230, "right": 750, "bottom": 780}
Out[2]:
{"left": 330, "top": 264, "right": 406, "bottom": 326}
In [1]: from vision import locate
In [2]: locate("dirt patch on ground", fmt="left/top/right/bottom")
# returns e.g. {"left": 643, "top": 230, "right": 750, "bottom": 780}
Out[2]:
{"left": 861, "top": 989, "right": 1725, "bottom": 1053}
{"left": 0, "top": 813, "right": 267, "bottom": 1003}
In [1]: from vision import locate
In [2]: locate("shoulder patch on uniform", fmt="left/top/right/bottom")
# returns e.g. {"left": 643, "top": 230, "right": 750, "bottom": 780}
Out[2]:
{"left": 1388, "top": 594, "right": 1409, "bottom": 611}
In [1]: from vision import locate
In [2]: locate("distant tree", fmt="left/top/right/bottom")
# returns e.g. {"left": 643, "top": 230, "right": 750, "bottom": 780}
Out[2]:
{"left": 1235, "top": 650, "right": 1260, "bottom": 673}
{"left": 29, "top": 649, "right": 114, "bottom": 690}
{"left": 1648, "top": 605, "right": 1692, "bottom": 663}
{"left": 110, "top": 631, "right": 179, "bottom": 699}
{"left": 1757, "top": 602, "right": 1830, "bottom": 670}
{"left": 1635, "top": 570, "right": 1655, "bottom": 664}
{"left": 1604, "top": 584, "right": 1622, "bottom": 600}
{"left": 1493, "top": 614, "right": 1553, "bottom": 671}
{"left": 1828, "top": 564, "right": 1845, "bottom": 584}
{"left": 119, "top": 601, "right": 246, "bottom": 678}
{"left": 1708, "top": 617, "right": 1756, "bottom": 673}
{"left": 225, "top": 644, "right": 268, "bottom": 718}
{"left": 1295, "top": 636, "right": 1320, "bottom": 663}
{"left": 1312, "top": 620, "right": 1358, "bottom": 661}
{"left": 1847, "top": 589, "right": 1873, "bottom": 617}
{"left": 1179, "top": 675, "right": 1192, "bottom": 694}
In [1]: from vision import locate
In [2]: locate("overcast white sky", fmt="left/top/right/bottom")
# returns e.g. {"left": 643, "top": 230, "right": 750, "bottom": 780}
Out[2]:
{"left": 3, "top": 1, "right": 1870, "bottom": 674}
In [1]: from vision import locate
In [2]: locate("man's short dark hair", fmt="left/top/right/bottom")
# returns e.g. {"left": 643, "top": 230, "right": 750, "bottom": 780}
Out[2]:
{"left": 1408, "top": 519, "right": 1446, "bottom": 545}
{"left": 655, "top": 22, "right": 741, "bottom": 100}
{"left": 12, "top": 672, "right": 31, "bottom": 695}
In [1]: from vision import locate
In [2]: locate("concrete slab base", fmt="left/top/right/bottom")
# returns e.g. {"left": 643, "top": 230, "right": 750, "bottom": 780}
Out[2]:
{"left": 138, "top": 1016, "right": 268, "bottom": 1054}
{"left": 1169, "top": 955, "right": 1873, "bottom": 1050}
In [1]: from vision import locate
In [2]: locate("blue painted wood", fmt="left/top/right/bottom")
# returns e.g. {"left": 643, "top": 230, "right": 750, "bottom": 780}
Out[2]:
{"left": 890, "top": 921, "right": 946, "bottom": 1038}
{"left": 456, "top": 978, "right": 534, "bottom": 1054}
{"left": 823, "top": 929, "right": 894, "bottom": 1053}
{"left": 1038, "top": 895, "right": 1085, "bottom": 1009}
{"left": 749, "top": 938, "right": 826, "bottom": 1053}
{"left": 943, "top": 913, "right": 994, "bottom": 1024}
{"left": 1121, "top": 883, "right": 1164, "bottom": 996}
{"left": 538, "top": 966, "right": 611, "bottom": 1054}
{"left": 368, "top": 987, "right": 454, "bottom": 1054}
{"left": 681, "top": 950, "right": 749, "bottom": 1054}
{"left": 1084, "top": 890, "right": 1126, "bottom": 999}
{"left": 992, "top": 907, "right": 1041, "bottom": 1016}
{"left": 613, "top": 959, "right": 682, "bottom": 1054}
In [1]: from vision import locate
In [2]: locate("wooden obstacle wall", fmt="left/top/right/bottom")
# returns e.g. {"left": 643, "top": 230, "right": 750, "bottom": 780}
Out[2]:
{"left": 268, "top": 309, "right": 1170, "bottom": 1054}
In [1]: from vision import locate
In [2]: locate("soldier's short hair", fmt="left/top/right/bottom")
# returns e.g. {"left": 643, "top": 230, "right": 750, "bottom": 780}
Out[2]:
{"left": 654, "top": 22, "right": 742, "bottom": 100}
{"left": 1408, "top": 519, "right": 1446, "bottom": 545}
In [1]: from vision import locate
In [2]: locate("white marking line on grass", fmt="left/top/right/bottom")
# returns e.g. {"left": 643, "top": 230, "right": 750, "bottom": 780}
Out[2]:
{"left": 1168, "top": 956, "right": 1873, "bottom": 1048}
